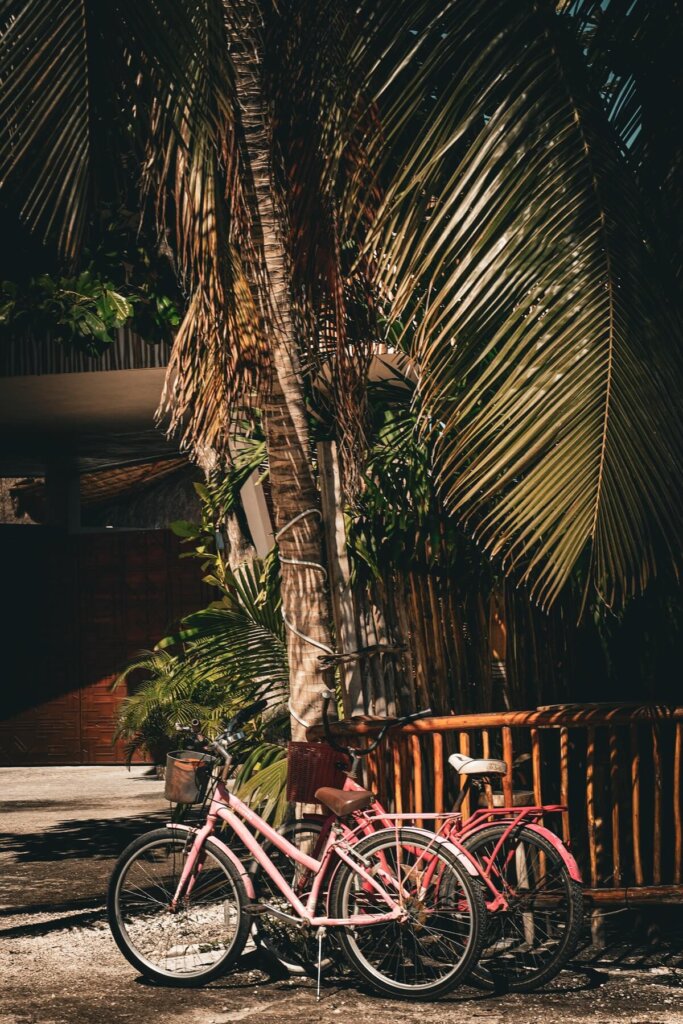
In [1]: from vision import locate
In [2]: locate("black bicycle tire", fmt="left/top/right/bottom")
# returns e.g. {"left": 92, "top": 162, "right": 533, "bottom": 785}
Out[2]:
{"left": 108, "top": 827, "right": 250, "bottom": 987}
{"left": 329, "top": 826, "right": 487, "bottom": 1000}
{"left": 462, "top": 823, "right": 584, "bottom": 992}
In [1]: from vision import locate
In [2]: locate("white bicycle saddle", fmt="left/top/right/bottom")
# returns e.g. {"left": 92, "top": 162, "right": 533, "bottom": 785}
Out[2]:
{"left": 448, "top": 753, "right": 507, "bottom": 776}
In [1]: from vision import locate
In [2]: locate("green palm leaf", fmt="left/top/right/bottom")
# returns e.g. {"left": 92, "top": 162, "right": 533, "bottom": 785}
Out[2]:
{"left": 342, "top": 0, "right": 683, "bottom": 607}
{"left": 234, "top": 740, "right": 288, "bottom": 825}
{"left": 0, "top": 0, "right": 231, "bottom": 257}
{"left": 113, "top": 560, "right": 288, "bottom": 761}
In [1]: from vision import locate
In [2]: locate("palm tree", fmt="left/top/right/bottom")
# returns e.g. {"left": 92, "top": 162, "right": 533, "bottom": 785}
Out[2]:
{"left": 1, "top": 1, "right": 680, "bottom": 730}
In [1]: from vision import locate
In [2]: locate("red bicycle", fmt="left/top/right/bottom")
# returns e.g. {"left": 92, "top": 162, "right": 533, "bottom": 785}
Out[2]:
{"left": 253, "top": 690, "right": 584, "bottom": 992}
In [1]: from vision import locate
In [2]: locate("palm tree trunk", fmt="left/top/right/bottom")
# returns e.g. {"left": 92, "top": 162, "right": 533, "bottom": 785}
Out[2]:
{"left": 232, "top": 8, "right": 333, "bottom": 740}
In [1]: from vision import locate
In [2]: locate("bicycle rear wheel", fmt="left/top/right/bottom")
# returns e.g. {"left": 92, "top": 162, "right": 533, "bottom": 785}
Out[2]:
{"left": 329, "top": 826, "right": 486, "bottom": 999}
{"left": 462, "top": 823, "right": 584, "bottom": 992}
{"left": 108, "top": 828, "right": 250, "bottom": 986}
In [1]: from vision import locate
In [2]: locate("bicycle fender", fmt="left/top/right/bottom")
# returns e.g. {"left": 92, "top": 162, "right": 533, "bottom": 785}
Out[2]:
{"left": 322, "top": 825, "right": 480, "bottom": 918}
{"left": 522, "top": 822, "right": 583, "bottom": 883}
{"left": 165, "top": 823, "right": 256, "bottom": 899}
{"left": 408, "top": 827, "right": 480, "bottom": 877}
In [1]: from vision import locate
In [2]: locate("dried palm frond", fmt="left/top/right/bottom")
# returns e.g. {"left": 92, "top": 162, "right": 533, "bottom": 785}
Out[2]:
{"left": 261, "top": 0, "right": 382, "bottom": 490}
{"left": 147, "top": 0, "right": 270, "bottom": 451}
{"left": 0, "top": 0, "right": 271, "bottom": 449}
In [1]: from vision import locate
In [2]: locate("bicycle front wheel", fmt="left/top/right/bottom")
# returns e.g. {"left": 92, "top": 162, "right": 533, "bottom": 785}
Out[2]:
{"left": 329, "top": 826, "right": 486, "bottom": 999}
{"left": 463, "top": 823, "right": 584, "bottom": 992}
{"left": 108, "top": 828, "right": 250, "bottom": 986}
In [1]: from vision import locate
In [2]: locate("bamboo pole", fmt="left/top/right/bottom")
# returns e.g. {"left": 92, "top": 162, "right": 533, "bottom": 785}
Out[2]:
{"left": 411, "top": 734, "right": 423, "bottom": 827}
{"left": 433, "top": 732, "right": 444, "bottom": 815}
{"left": 587, "top": 727, "right": 598, "bottom": 889}
{"left": 392, "top": 575, "right": 418, "bottom": 715}
{"left": 408, "top": 575, "right": 430, "bottom": 712}
{"left": 531, "top": 726, "right": 546, "bottom": 876}
{"left": 481, "top": 728, "right": 494, "bottom": 809}
{"left": 366, "top": 745, "right": 378, "bottom": 795}
{"left": 560, "top": 726, "right": 570, "bottom": 845}
{"left": 531, "top": 727, "right": 542, "bottom": 806}
{"left": 586, "top": 885, "right": 683, "bottom": 905}
{"left": 370, "top": 741, "right": 382, "bottom": 811}
{"left": 675, "top": 722, "right": 682, "bottom": 885}
{"left": 393, "top": 738, "right": 403, "bottom": 814}
{"left": 502, "top": 727, "right": 514, "bottom": 807}
{"left": 609, "top": 729, "right": 622, "bottom": 887}
{"left": 401, "top": 735, "right": 412, "bottom": 817}
{"left": 426, "top": 572, "right": 449, "bottom": 713}
{"left": 630, "top": 724, "right": 644, "bottom": 886}
{"left": 586, "top": 726, "right": 606, "bottom": 946}
{"left": 459, "top": 732, "right": 471, "bottom": 819}
{"left": 652, "top": 723, "right": 662, "bottom": 885}
{"left": 445, "top": 586, "right": 466, "bottom": 710}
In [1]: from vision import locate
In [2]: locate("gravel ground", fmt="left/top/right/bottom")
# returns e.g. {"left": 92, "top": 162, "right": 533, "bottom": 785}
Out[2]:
{"left": 2, "top": 766, "right": 683, "bottom": 1024}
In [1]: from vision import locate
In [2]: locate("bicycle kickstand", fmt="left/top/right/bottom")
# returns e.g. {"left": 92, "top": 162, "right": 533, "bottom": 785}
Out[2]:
{"left": 315, "top": 926, "right": 327, "bottom": 1002}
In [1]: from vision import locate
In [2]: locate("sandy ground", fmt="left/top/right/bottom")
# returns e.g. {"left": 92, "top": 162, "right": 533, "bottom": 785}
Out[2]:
{"left": 2, "top": 766, "right": 683, "bottom": 1024}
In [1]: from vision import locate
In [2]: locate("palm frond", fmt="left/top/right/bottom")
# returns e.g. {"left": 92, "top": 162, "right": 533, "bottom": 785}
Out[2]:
{"left": 145, "top": 1, "right": 270, "bottom": 451}
{"left": 0, "top": 0, "right": 228, "bottom": 259}
{"left": 113, "top": 558, "right": 288, "bottom": 758}
{"left": 261, "top": 0, "right": 381, "bottom": 487}
{"left": 234, "top": 742, "right": 288, "bottom": 826}
{"left": 563, "top": 0, "right": 683, "bottom": 290}
{"left": 342, "top": 0, "right": 683, "bottom": 608}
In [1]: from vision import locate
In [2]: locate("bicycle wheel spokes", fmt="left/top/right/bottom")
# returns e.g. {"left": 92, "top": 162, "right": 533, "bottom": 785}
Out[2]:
{"left": 464, "top": 824, "right": 583, "bottom": 991}
{"left": 331, "top": 827, "right": 485, "bottom": 998}
{"left": 252, "top": 822, "right": 327, "bottom": 974}
{"left": 115, "top": 836, "right": 242, "bottom": 980}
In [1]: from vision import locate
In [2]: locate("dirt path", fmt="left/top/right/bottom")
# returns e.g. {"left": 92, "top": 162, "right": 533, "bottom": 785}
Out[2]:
{"left": 2, "top": 767, "right": 682, "bottom": 1024}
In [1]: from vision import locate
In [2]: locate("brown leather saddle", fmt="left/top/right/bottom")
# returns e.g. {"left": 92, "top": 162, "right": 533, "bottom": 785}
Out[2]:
{"left": 314, "top": 786, "right": 374, "bottom": 817}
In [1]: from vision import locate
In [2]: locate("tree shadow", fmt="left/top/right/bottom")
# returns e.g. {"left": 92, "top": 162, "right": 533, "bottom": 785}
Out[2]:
{"left": 574, "top": 910, "right": 683, "bottom": 972}
{"left": 0, "top": 809, "right": 168, "bottom": 864}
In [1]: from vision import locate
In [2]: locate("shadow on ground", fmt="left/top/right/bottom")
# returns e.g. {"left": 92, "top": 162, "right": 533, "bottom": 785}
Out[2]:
{"left": 0, "top": 809, "right": 168, "bottom": 863}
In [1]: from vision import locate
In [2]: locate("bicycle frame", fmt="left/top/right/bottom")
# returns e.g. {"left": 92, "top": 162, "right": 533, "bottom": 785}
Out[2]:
{"left": 296, "top": 775, "right": 582, "bottom": 907}
{"left": 169, "top": 776, "right": 436, "bottom": 928}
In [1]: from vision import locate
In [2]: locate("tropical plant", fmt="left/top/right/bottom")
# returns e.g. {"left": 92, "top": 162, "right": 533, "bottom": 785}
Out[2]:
{"left": 170, "top": 421, "right": 268, "bottom": 581}
{"left": 1, "top": 0, "right": 681, "bottom": 733}
{"left": 0, "top": 269, "right": 132, "bottom": 352}
{"left": 337, "top": 0, "right": 682, "bottom": 611}
{"left": 0, "top": 202, "right": 182, "bottom": 348}
{"left": 113, "top": 559, "right": 288, "bottom": 761}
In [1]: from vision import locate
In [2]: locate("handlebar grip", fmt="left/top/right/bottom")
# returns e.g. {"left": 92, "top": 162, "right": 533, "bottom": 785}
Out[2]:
{"left": 401, "top": 707, "right": 433, "bottom": 724}
{"left": 228, "top": 698, "right": 268, "bottom": 732}
{"left": 321, "top": 689, "right": 351, "bottom": 755}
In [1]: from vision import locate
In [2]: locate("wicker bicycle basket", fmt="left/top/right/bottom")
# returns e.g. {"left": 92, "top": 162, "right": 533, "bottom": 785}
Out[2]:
{"left": 286, "top": 741, "right": 350, "bottom": 804}
{"left": 164, "top": 750, "right": 217, "bottom": 804}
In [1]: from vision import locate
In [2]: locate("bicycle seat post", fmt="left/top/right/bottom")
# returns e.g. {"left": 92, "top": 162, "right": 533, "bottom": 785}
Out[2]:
{"left": 453, "top": 774, "right": 471, "bottom": 812}
{"left": 346, "top": 750, "right": 363, "bottom": 783}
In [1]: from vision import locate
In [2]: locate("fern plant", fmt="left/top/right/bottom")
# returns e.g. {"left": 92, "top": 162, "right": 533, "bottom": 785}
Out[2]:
{"left": 113, "top": 560, "right": 288, "bottom": 764}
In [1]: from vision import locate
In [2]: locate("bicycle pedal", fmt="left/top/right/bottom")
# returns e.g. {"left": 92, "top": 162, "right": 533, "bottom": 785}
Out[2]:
{"left": 244, "top": 903, "right": 269, "bottom": 916}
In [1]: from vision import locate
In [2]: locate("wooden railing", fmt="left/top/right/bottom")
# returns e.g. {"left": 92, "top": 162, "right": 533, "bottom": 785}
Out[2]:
{"left": 310, "top": 704, "right": 683, "bottom": 905}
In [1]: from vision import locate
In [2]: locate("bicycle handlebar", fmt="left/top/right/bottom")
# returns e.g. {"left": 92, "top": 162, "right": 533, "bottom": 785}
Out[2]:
{"left": 317, "top": 643, "right": 407, "bottom": 671}
{"left": 173, "top": 698, "right": 269, "bottom": 763}
{"left": 321, "top": 691, "right": 432, "bottom": 758}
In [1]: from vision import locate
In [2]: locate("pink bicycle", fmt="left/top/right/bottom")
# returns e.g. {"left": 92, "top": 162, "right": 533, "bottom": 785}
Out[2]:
{"left": 254, "top": 689, "right": 584, "bottom": 992}
{"left": 107, "top": 700, "right": 487, "bottom": 1000}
